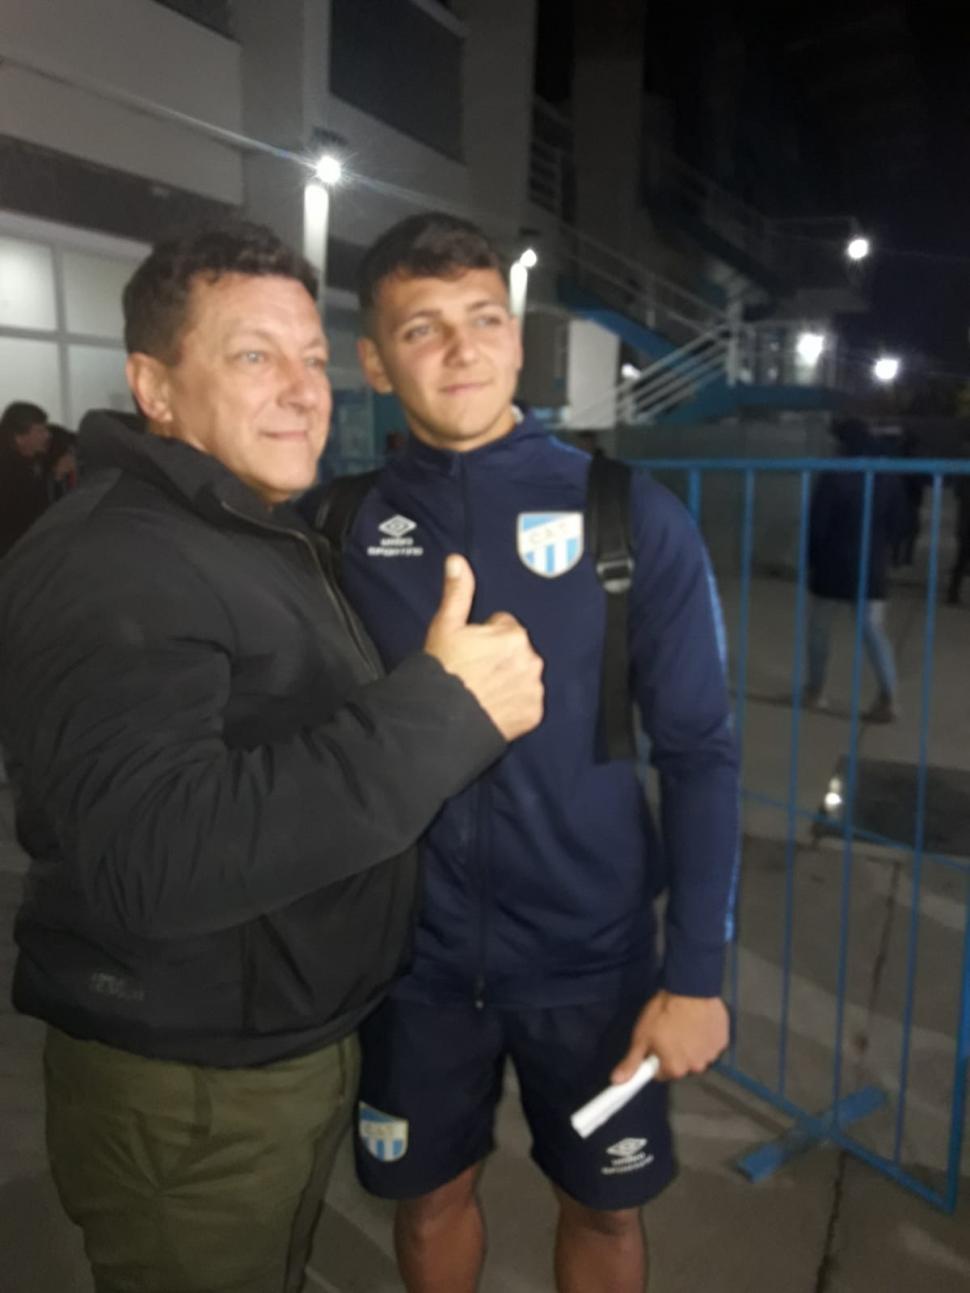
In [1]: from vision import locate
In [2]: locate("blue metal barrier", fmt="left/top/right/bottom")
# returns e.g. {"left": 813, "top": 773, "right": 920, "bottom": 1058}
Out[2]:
{"left": 324, "top": 448, "right": 970, "bottom": 1210}
{"left": 633, "top": 455, "right": 970, "bottom": 1212}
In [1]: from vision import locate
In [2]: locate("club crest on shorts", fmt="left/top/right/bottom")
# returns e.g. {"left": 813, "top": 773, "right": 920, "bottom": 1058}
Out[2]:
{"left": 358, "top": 1102, "right": 409, "bottom": 1162}
{"left": 516, "top": 512, "right": 584, "bottom": 578}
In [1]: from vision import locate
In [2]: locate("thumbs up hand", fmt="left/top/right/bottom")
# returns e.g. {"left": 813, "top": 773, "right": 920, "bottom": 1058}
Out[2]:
{"left": 424, "top": 555, "right": 545, "bottom": 742}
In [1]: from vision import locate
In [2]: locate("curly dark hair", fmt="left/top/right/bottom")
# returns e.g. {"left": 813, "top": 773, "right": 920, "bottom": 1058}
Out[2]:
{"left": 123, "top": 221, "right": 319, "bottom": 362}
{"left": 357, "top": 212, "right": 505, "bottom": 330}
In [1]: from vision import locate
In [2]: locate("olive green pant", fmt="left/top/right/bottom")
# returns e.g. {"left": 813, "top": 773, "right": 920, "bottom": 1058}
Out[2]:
{"left": 44, "top": 1027, "right": 360, "bottom": 1293}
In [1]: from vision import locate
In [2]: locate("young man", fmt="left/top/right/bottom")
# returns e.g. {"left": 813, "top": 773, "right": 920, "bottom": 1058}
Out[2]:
{"left": 323, "top": 213, "right": 739, "bottom": 1292}
{"left": 0, "top": 221, "right": 543, "bottom": 1293}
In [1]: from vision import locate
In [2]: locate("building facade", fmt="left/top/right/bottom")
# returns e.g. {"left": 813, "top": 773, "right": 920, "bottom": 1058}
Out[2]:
{"left": 0, "top": 0, "right": 858, "bottom": 461}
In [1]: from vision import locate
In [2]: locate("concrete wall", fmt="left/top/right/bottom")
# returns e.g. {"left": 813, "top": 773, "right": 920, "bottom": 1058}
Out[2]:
{"left": 0, "top": 0, "right": 243, "bottom": 203}
{"left": 237, "top": 0, "right": 473, "bottom": 255}
{"left": 236, "top": 0, "right": 327, "bottom": 251}
{"left": 463, "top": 0, "right": 537, "bottom": 232}
{"left": 571, "top": 0, "right": 646, "bottom": 258}
{"left": 0, "top": 0, "right": 547, "bottom": 459}
{"left": 324, "top": 98, "right": 472, "bottom": 247}
{"left": 518, "top": 308, "right": 569, "bottom": 409}
{"left": 566, "top": 318, "right": 621, "bottom": 427}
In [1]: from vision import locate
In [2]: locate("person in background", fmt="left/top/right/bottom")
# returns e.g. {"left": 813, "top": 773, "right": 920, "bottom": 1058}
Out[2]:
{"left": 45, "top": 424, "right": 79, "bottom": 501}
{"left": 891, "top": 429, "right": 926, "bottom": 568}
{"left": 0, "top": 401, "right": 53, "bottom": 558}
{"left": 805, "top": 417, "right": 907, "bottom": 722}
{"left": 946, "top": 432, "right": 970, "bottom": 605}
{"left": 576, "top": 429, "right": 607, "bottom": 459}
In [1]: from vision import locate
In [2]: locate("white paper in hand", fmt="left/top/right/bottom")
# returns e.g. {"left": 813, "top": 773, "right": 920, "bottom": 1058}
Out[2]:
{"left": 570, "top": 1056, "right": 661, "bottom": 1139}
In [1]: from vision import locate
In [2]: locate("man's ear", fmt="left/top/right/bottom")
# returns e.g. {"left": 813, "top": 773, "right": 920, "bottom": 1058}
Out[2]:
{"left": 126, "top": 354, "right": 174, "bottom": 428}
{"left": 357, "top": 336, "right": 394, "bottom": 395}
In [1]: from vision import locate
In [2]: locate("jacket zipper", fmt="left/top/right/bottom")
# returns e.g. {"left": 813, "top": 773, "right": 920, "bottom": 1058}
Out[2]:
{"left": 459, "top": 459, "right": 490, "bottom": 1011}
{"left": 220, "top": 502, "right": 380, "bottom": 676}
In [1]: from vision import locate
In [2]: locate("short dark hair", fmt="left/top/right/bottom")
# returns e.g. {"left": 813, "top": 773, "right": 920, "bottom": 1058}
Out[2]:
{"left": 357, "top": 212, "right": 505, "bottom": 325}
{"left": 0, "top": 401, "right": 48, "bottom": 452}
{"left": 123, "top": 221, "right": 319, "bottom": 362}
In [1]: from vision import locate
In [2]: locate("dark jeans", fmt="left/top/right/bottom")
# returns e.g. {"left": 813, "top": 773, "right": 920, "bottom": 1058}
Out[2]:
{"left": 45, "top": 1027, "right": 359, "bottom": 1293}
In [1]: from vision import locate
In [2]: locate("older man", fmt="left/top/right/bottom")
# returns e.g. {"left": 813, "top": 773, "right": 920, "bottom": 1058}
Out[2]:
{"left": 0, "top": 221, "right": 543, "bottom": 1293}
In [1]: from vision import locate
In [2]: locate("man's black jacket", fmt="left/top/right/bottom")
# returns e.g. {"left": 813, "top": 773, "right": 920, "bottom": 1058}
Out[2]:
{"left": 0, "top": 412, "right": 503, "bottom": 1066}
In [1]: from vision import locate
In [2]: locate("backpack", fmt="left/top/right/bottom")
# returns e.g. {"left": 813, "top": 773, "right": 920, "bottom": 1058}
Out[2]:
{"left": 310, "top": 454, "right": 636, "bottom": 762}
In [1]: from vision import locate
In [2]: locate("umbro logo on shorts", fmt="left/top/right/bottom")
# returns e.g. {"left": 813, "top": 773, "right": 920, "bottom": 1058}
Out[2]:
{"left": 602, "top": 1135, "right": 654, "bottom": 1176}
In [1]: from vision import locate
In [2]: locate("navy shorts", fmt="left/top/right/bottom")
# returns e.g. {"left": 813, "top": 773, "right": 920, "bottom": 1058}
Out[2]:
{"left": 354, "top": 995, "right": 676, "bottom": 1211}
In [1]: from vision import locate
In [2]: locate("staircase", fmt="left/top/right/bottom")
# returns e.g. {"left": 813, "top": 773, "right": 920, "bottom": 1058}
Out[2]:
{"left": 644, "top": 149, "right": 787, "bottom": 290}
{"left": 551, "top": 221, "right": 730, "bottom": 348}
{"left": 529, "top": 142, "right": 844, "bottom": 429}
{"left": 564, "top": 321, "right": 735, "bottom": 428}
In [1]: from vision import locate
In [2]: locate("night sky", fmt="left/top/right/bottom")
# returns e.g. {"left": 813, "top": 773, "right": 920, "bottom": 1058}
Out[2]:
{"left": 536, "top": 0, "right": 970, "bottom": 371}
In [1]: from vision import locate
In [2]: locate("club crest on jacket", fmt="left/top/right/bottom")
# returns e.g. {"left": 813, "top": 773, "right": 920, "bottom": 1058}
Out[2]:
{"left": 516, "top": 512, "right": 584, "bottom": 578}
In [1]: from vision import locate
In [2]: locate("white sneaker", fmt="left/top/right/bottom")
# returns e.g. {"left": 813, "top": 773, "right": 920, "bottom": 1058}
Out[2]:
{"left": 803, "top": 688, "right": 830, "bottom": 711}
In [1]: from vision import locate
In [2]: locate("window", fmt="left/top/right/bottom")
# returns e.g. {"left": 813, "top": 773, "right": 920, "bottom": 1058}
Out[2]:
{"left": 330, "top": 0, "right": 464, "bottom": 160}
{"left": 68, "top": 346, "right": 131, "bottom": 422}
{"left": 0, "top": 336, "right": 63, "bottom": 422}
{"left": 0, "top": 218, "right": 147, "bottom": 427}
{"left": 0, "top": 238, "right": 57, "bottom": 331}
{"left": 62, "top": 251, "right": 131, "bottom": 339}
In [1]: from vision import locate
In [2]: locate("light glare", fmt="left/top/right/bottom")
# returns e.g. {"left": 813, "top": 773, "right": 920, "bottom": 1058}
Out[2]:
{"left": 796, "top": 332, "right": 826, "bottom": 365}
{"left": 873, "top": 356, "right": 901, "bottom": 384}
{"left": 847, "top": 236, "right": 871, "bottom": 262}
{"left": 314, "top": 154, "right": 343, "bottom": 186}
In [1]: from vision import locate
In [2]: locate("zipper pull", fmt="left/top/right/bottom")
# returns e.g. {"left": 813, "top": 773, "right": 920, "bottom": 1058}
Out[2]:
{"left": 473, "top": 975, "right": 485, "bottom": 1011}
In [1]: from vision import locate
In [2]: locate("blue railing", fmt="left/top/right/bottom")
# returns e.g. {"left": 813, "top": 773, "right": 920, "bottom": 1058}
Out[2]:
{"left": 323, "top": 448, "right": 970, "bottom": 1210}
{"left": 634, "top": 455, "right": 970, "bottom": 1212}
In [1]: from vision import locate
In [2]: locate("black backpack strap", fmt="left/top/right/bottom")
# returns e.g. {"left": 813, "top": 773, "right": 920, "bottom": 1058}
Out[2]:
{"left": 307, "top": 470, "right": 381, "bottom": 576}
{"left": 585, "top": 455, "right": 637, "bottom": 762}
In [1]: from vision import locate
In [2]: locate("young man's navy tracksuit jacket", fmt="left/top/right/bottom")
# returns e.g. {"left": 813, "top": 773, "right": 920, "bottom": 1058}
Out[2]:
{"left": 336, "top": 415, "right": 739, "bottom": 1011}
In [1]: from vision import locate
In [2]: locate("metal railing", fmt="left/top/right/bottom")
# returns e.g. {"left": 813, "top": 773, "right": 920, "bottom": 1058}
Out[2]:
{"left": 564, "top": 322, "right": 733, "bottom": 427}
{"left": 554, "top": 222, "right": 729, "bottom": 343}
{"left": 529, "top": 135, "right": 568, "bottom": 219}
{"left": 529, "top": 97, "right": 574, "bottom": 221}
{"left": 650, "top": 150, "right": 785, "bottom": 271}
{"left": 636, "top": 454, "right": 970, "bottom": 1211}
{"left": 737, "top": 321, "right": 841, "bottom": 389}
{"left": 320, "top": 445, "right": 970, "bottom": 1210}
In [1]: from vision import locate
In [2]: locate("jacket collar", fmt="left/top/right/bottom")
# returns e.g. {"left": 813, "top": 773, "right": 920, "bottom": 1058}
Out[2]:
{"left": 399, "top": 409, "right": 548, "bottom": 478}
{"left": 78, "top": 409, "right": 282, "bottom": 527}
